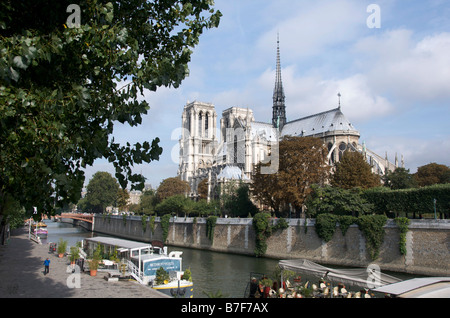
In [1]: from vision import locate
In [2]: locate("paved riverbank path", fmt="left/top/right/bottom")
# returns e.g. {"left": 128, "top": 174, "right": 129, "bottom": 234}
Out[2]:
{"left": 0, "top": 228, "right": 170, "bottom": 298}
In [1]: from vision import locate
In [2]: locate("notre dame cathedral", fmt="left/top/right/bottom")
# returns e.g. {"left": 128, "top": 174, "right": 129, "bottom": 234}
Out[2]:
{"left": 177, "top": 38, "right": 402, "bottom": 200}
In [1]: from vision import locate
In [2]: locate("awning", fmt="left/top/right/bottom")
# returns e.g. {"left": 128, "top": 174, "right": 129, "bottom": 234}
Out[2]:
{"left": 372, "top": 277, "right": 450, "bottom": 298}
{"left": 278, "top": 259, "right": 402, "bottom": 288}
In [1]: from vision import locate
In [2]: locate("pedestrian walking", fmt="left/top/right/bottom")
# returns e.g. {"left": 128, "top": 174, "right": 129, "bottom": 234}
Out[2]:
{"left": 43, "top": 258, "right": 50, "bottom": 275}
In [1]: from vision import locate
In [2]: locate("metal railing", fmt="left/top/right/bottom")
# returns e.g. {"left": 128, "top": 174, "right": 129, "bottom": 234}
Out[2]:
{"left": 126, "top": 260, "right": 144, "bottom": 285}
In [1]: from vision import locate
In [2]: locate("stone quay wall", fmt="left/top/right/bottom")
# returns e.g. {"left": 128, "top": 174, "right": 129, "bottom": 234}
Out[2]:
{"left": 91, "top": 215, "right": 449, "bottom": 277}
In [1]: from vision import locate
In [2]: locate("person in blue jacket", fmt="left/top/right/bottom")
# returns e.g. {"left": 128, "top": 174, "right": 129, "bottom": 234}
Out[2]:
{"left": 43, "top": 258, "right": 50, "bottom": 275}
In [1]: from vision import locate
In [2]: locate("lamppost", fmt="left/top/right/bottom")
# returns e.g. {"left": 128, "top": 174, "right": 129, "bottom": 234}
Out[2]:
{"left": 433, "top": 198, "right": 437, "bottom": 220}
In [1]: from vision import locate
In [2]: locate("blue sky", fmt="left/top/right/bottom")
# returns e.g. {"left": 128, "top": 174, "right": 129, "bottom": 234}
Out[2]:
{"left": 85, "top": 0, "right": 450, "bottom": 189}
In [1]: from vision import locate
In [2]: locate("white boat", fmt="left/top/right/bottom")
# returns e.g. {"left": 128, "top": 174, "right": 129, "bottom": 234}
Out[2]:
{"left": 84, "top": 237, "right": 193, "bottom": 298}
{"left": 372, "top": 277, "right": 450, "bottom": 298}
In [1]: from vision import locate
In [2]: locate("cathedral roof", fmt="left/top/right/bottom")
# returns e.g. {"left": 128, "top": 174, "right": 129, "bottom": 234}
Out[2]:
{"left": 250, "top": 121, "right": 278, "bottom": 142}
{"left": 217, "top": 165, "right": 249, "bottom": 180}
{"left": 281, "top": 107, "right": 359, "bottom": 137}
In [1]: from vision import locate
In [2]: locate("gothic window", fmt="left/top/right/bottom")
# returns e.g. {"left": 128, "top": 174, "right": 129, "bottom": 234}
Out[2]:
{"left": 205, "top": 112, "right": 209, "bottom": 138}
{"left": 233, "top": 135, "right": 238, "bottom": 164}
{"left": 338, "top": 142, "right": 347, "bottom": 161}
{"left": 198, "top": 112, "right": 203, "bottom": 137}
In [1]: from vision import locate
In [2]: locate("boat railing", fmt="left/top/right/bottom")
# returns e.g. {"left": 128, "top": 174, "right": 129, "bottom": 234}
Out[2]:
{"left": 126, "top": 260, "right": 144, "bottom": 285}
{"left": 29, "top": 232, "right": 42, "bottom": 245}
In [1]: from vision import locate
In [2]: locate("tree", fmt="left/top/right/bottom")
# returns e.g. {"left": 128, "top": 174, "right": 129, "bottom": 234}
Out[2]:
{"left": 157, "top": 177, "right": 190, "bottom": 202}
{"left": 222, "top": 182, "right": 258, "bottom": 217}
{"left": 85, "top": 172, "right": 120, "bottom": 213}
{"left": 414, "top": 163, "right": 450, "bottom": 187}
{"left": 197, "top": 179, "right": 208, "bottom": 200}
{"left": 331, "top": 151, "right": 380, "bottom": 189}
{"left": 305, "top": 185, "right": 374, "bottom": 217}
{"left": 137, "top": 189, "right": 158, "bottom": 215}
{"left": 0, "top": 1, "right": 221, "bottom": 222}
{"left": 383, "top": 167, "right": 417, "bottom": 189}
{"left": 252, "top": 136, "right": 329, "bottom": 215}
{"left": 117, "top": 188, "right": 130, "bottom": 212}
{"left": 155, "top": 194, "right": 190, "bottom": 216}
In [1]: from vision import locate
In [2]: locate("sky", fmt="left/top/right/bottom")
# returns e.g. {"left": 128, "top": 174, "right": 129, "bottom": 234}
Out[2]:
{"left": 84, "top": 0, "right": 450, "bottom": 189}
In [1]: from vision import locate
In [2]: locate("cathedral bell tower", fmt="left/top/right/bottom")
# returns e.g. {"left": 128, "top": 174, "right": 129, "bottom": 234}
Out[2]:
{"left": 272, "top": 34, "right": 286, "bottom": 131}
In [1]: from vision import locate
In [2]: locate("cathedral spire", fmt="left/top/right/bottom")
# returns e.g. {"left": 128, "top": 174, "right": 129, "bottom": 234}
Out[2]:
{"left": 272, "top": 33, "right": 286, "bottom": 131}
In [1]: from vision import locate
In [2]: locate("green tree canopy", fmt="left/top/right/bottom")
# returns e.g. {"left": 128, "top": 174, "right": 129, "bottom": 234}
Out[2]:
{"left": 331, "top": 151, "right": 380, "bottom": 189}
{"left": 136, "top": 189, "right": 158, "bottom": 215}
{"left": 222, "top": 181, "right": 258, "bottom": 217}
{"left": 84, "top": 171, "right": 120, "bottom": 213}
{"left": 383, "top": 167, "right": 417, "bottom": 190}
{"left": 305, "top": 185, "right": 374, "bottom": 217}
{"left": 0, "top": 0, "right": 221, "bottom": 220}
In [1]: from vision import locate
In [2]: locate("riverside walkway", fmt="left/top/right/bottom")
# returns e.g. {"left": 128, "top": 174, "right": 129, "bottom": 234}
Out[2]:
{"left": 0, "top": 228, "right": 170, "bottom": 298}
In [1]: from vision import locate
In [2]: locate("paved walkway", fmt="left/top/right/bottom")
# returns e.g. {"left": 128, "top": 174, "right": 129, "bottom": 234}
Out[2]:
{"left": 0, "top": 228, "right": 170, "bottom": 298}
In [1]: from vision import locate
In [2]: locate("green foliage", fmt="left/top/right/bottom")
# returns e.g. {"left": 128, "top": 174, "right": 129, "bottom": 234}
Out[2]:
{"left": 252, "top": 213, "right": 289, "bottom": 257}
{"left": 160, "top": 214, "right": 171, "bottom": 243}
{"left": 141, "top": 215, "right": 148, "bottom": 232}
{"left": 306, "top": 185, "right": 374, "bottom": 217}
{"left": 1, "top": 194, "right": 25, "bottom": 229}
{"left": 182, "top": 268, "right": 192, "bottom": 282}
{"left": 314, "top": 214, "right": 338, "bottom": 242}
{"left": 383, "top": 167, "right": 417, "bottom": 189}
{"left": 84, "top": 172, "right": 120, "bottom": 213}
{"left": 137, "top": 189, "right": 158, "bottom": 215}
{"left": 155, "top": 194, "right": 189, "bottom": 216}
{"left": 69, "top": 246, "right": 80, "bottom": 262}
{"left": 149, "top": 215, "right": 156, "bottom": 234}
{"left": 356, "top": 215, "right": 388, "bottom": 260}
{"left": 414, "top": 163, "right": 450, "bottom": 187}
{"left": 338, "top": 215, "right": 358, "bottom": 236}
{"left": 331, "top": 151, "right": 380, "bottom": 190}
{"left": 222, "top": 181, "right": 258, "bottom": 217}
{"left": 313, "top": 213, "right": 388, "bottom": 260}
{"left": 253, "top": 212, "right": 271, "bottom": 257}
{"left": 0, "top": 0, "right": 221, "bottom": 219}
{"left": 394, "top": 217, "right": 410, "bottom": 255}
{"left": 363, "top": 184, "right": 450, "bottom": 218}
{"left": 206, "top": 215, "right": 218, "bottom": 242}
{"left": 155, "top": 267, "right": 169, "bottom": 285}
{"left": 57, "top": 238, "right": 68, "bottom": 254}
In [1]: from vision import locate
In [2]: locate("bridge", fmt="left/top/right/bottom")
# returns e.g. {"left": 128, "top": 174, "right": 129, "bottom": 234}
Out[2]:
{"left": 58, "top": 213, "right": 94, "bottom": 224}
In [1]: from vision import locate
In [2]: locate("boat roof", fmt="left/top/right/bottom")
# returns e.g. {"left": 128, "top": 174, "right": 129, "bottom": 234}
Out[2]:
{"left": 85, "top": 237, "right": 152, "bottom": 250}
{"left": 278, "top": 259, "right": 402, "bottom": 288}
{"left": 372, "top": 277, "right": 450, "bottom": 298}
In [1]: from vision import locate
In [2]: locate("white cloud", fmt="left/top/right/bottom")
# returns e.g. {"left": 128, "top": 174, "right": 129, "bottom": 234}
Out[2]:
{"left": 365, "top": 136, "right": 450, "bottom": 173}
{"left": 353, "top": 30, "right": 450, "bottom": 103}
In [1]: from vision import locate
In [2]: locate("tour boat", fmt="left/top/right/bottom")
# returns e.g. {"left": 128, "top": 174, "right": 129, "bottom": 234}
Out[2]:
{"left": 83, "top": 237, "right": 193, "bottom": 298}
{"left": 31, "top": 222, "right": 48, "bottom": 238}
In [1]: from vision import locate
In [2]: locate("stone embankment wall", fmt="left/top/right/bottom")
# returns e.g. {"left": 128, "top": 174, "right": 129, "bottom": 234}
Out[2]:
{"left": 92, "top": 215, "right": 449, "bottom": 277}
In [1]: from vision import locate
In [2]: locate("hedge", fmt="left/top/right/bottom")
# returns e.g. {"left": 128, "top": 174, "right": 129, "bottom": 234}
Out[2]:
{"left": 363, "top": 184, "right": 450, "bottom": 218}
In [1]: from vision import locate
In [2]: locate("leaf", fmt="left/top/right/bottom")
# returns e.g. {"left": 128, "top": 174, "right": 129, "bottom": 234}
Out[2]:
{"left": 13, "top": 56, "right": 28, "bottom": 70}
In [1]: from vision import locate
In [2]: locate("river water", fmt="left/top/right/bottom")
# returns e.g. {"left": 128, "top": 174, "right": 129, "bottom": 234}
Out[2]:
{"left": 41, "top": 220, "right": 421, "bottom": 298}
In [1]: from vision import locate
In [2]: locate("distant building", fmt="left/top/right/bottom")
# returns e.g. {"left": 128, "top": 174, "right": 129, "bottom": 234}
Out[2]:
{"left": 178, "top": 37, "right": 402, "bottom": 200}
